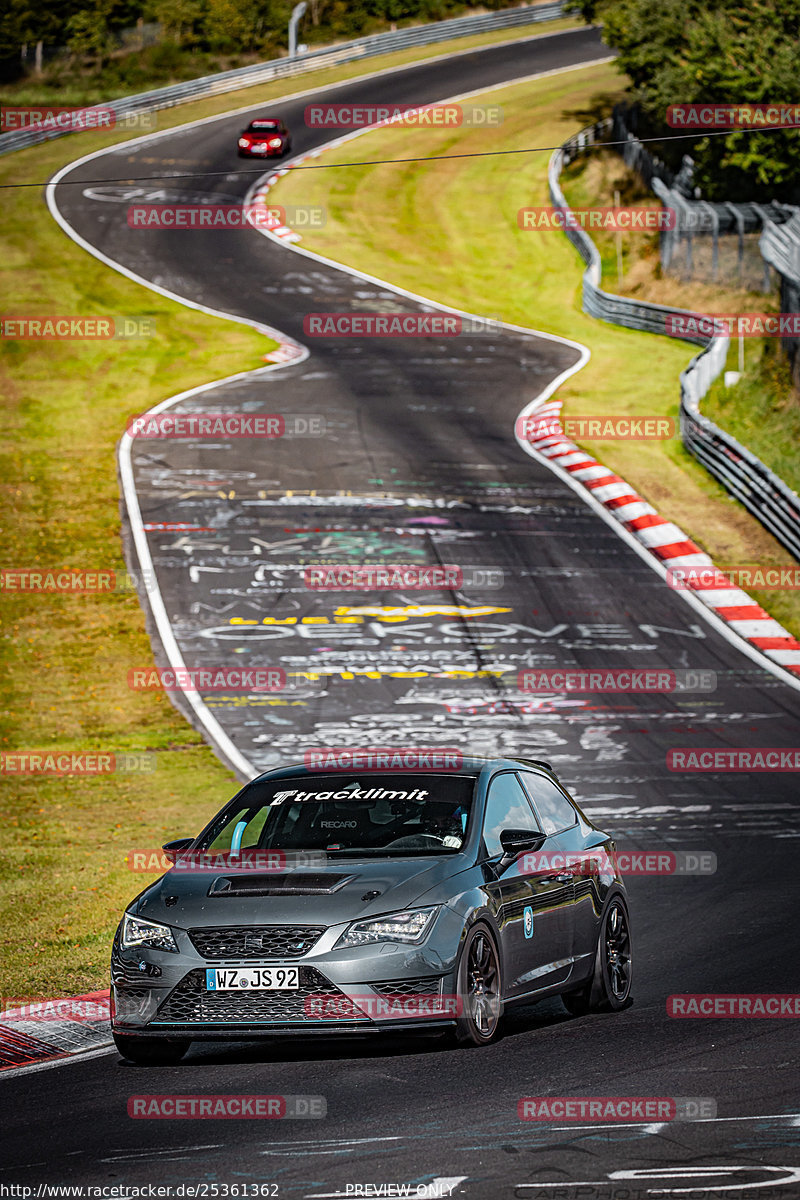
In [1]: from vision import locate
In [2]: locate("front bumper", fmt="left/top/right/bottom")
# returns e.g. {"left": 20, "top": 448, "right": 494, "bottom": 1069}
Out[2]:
{"left": 238, "top": 145, "right": 284, "bottom": 157}
{"left": 111, "top": 913, "right": 462, "bottom": 1038}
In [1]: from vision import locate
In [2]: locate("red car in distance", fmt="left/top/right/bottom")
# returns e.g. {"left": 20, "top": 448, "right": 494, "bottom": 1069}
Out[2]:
{"left": 237, "top": 117, "right": 292, "bottom": 159}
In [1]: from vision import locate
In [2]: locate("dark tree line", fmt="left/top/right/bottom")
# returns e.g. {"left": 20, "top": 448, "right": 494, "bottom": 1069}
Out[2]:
{"left": 0, "top": 0, "right": 508, "bottom": 82}
{"left": 571, "top": 0, "right": 800, "bottom": 202}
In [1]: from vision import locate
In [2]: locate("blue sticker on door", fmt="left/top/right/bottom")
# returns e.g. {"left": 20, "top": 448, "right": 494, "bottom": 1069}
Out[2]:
{"left": 523, "top": 905, "right": 534, "bottom": 939}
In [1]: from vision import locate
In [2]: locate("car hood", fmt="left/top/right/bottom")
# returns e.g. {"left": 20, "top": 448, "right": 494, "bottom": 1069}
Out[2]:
{"left": 134, "top": 856, "right": 468, "bottom": 930}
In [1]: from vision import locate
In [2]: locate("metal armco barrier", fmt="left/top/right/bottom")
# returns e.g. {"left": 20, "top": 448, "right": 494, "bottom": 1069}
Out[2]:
{"left": 0, "top": 2, "right": 564, "bottom": 158}
{"left": 549, "top": 121, "right": 800, "bottom": 561}
{"left": 760, "top": 212, "right": 800, "bottom": 388}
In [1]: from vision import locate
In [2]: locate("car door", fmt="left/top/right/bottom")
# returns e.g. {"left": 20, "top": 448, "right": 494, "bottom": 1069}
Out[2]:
{"left": 480, "top": 771, "right": 572, "bottom": 996}
{"left": 519, "top": 770, "right": 595, "bottom": 973}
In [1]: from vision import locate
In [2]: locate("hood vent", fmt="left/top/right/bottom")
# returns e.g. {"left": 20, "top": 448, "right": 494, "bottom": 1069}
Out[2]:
{"left": 208, "top": 872, "right": 355, "bottom": 898}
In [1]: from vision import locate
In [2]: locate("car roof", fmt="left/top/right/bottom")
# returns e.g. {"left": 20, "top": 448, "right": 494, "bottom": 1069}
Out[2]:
{"left": 246, "top": 756, "right": 558, "bottom": 785}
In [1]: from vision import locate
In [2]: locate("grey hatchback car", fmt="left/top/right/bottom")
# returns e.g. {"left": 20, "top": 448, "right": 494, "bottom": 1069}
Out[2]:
{"left": 111, "top": 757, "right": 632, "bottom": 1062}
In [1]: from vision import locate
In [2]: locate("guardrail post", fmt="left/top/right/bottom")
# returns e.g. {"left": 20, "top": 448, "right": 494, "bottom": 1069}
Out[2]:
{"left": 289, "top": 2, "right": 308, "bottom": 57}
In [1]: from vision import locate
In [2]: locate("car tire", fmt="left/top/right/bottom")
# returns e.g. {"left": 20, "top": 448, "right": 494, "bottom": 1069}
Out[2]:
{"left": 454, "top": 922, "right": 503, "bottom": 1046}
{"left": 113, "top": 1033, "right": 190, "bottom": 1065}
{"left": 561, "top": 895, "right": 632, "bottom": 1016}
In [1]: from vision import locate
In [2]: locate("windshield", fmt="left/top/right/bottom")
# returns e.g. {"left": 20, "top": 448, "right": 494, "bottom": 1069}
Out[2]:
{"left": 248, "top": 121, "right": 279, "bottom": 131}
{"left": 196, "top": 773, "right": 475, "bottom": 857}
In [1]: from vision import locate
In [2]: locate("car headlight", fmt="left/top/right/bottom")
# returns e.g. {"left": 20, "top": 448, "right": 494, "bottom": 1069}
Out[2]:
{"left": 335, "top": 907, "right": 439, "bottom": 949}
{"left": 268, "top": 137, "right": 283, "bottom": 148}
{"left": 238, "top": 138, "right": 249, "bottom": 148}
{"left": 121, "top": 912, "right": 178, "bottom": 953}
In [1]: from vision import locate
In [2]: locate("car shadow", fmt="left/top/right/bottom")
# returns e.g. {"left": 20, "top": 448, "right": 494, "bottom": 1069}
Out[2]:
{"left": 116, "top": 997, "right": 578, "bottom": 1068}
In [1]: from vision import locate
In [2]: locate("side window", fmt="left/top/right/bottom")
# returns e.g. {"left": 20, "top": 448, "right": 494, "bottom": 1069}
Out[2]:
{"left": 521, "top": 773, "right": 578, "bottom": 836}
{"left": 482, "top": 772, "right": 541, "bottom": 858}
{"left": 205, "top": 797, "right": 272, "bottom": 851}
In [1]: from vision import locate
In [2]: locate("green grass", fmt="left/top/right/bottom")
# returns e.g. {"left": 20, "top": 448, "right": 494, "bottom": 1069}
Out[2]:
{"left": 271, "top": 60, "right": 800, "bottom": 636}
{"left": 705, "top": 339, "right": 800, "bottom": 497}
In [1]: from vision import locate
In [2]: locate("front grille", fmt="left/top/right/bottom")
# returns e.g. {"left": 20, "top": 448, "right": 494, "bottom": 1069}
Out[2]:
{"left": 188, "top": 925, "right": 325, "bottom": 960}
{"left": 153, "top": 966, "right": 368, "bottom": 1026}
{"left": 113, "top": 984, "right": 151, "bottom": 999}
{"left": 371, "top": 977, "right": 443, "bottom": 998}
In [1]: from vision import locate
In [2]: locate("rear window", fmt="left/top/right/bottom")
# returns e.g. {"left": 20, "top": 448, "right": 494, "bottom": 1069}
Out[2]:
{"left": 197, "top": 773, "right": 476, "bottom": 857}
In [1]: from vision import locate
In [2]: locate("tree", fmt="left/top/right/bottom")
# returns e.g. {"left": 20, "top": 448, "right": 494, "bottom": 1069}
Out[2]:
{"left": 574, "top": 0, "right": 800, "bottom": 201}
{"left": 66, "top": 0, "right": 114, "bottom": 64}
{"left": 149, "top": 0, "right": 208, "bottom": 46}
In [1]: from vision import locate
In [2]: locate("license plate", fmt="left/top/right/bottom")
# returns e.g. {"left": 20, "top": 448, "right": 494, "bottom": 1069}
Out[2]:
{"left": 205, "top": 966, "right": 299, "bottom": 991}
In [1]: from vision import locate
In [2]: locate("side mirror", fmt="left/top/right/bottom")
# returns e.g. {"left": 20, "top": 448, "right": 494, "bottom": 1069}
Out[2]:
{"left": 162, "top": 837, "right": 194, "bottom": 864}
{"left": 497, "top": 828, "right": 546, "bottom": 872}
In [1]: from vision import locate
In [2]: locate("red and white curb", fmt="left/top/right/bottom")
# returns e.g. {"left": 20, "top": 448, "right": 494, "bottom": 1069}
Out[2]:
{"left": 0, "top": 990, "right": 111, "bottom": 1071}
{"left": 250, "top": 166, "right": 303, "bottom": 244}
{"left": 249, "top": 151, "right": 324, "bottom": 247}
{"left": 520, "top": 398, "right": 800, "bottom": 679}
{"left": 262, "top": 338, "right": 305, "bottom": 364}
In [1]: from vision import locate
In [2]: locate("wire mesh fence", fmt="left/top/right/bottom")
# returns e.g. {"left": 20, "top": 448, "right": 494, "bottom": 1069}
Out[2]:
{"left": 550, "top": 122, "right": 800, "bottom": 562}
